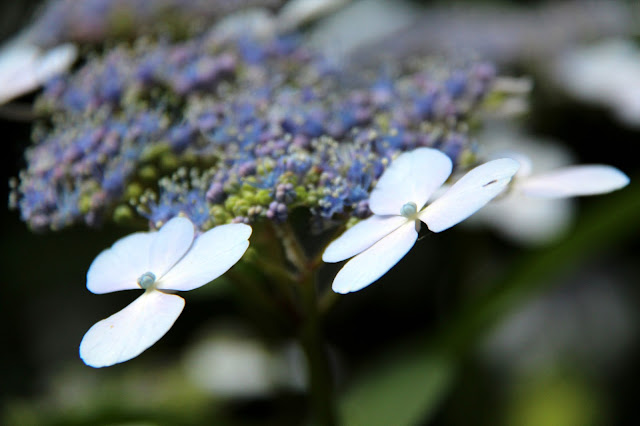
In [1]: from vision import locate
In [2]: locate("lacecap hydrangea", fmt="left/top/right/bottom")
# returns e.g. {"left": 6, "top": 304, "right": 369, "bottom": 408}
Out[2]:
{"left": 10, "top": 27, "right": 499, "bottom": 233}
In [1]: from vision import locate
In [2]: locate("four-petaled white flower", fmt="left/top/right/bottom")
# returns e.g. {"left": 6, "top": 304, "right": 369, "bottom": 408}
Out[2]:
{"left": 475, "top": 151, "right": 630, "bottom": 244}
{"left": 79, "top": 217, "right": 252, "bottom": 368}
{"left": 323, "top": 147, "right": 520, "bottom": 294}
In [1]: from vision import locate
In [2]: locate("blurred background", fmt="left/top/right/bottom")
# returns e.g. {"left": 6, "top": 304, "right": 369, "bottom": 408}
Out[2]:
{"left": 2, "top": 0, "right": 640, "bottom": 425}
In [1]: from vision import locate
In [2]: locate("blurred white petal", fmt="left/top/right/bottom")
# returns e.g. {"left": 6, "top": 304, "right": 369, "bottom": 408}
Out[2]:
{"left": 277, "top": 0, "right": 350, "bottom": 32}
{"left": 471, "top": 126, "right": 580, "bottom": 244}
{"left": 308, "top": 0, "right": 418, "bottom": 61}
{"left": 213, "top": 8, "right": 277, "bottom": 40}
{"left": 520, "top": 165, "right": 630, "bottom": 198}
{"left": 473, "top": 194, "right": 574, "bottom": 245}
{"left": 0, "top": 40, "right": 76, "bottom": 105}
{"left": 552, "top": 39, "right": 640, "bottom": 128}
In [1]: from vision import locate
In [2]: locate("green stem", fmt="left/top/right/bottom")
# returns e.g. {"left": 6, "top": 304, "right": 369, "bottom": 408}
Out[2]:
{"left": 299, "top": 270, "right": 338, "bottom": 426}
{"left": 272, "top": 221, "right": 309, "bottom": 272}
{"left": 227, "top": 269, "right": 291, "bottom": 331}
{"left": 274, "top": 220, "right": 337, "bottom": 425}
{"left": 247, "top": 254, "right": 299, "bottom": 285}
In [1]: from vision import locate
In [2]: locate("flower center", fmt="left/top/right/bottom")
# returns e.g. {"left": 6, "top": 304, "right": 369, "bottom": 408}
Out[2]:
{"left": 400, "top": 201, "right": 418, "bottom": 218}
{"left": 137, "top": 272, "right": 157, "bottom": 290}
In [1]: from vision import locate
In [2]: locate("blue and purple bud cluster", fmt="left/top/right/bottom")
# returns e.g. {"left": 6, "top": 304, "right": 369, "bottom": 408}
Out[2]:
{"left": 10, "top": 27, "right": 497, "bottom": 232}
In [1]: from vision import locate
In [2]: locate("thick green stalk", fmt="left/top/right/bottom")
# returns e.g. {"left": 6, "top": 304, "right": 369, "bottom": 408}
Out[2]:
{"left": 300, "top": 269, "right": 338, "bottom": 426}
{"left": 275, "top": 221, "right": 337, "bottom": 425}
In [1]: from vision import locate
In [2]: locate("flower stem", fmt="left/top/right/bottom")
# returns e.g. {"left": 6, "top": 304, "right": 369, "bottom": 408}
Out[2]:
{"left": 299, "top": 270, "right": 337, "bottom": 426}
{"left": 274, "top": 220, "right": 337, "bottom": 424}
{"left": 272, "top": 222, "right": 309, "bottom": 272}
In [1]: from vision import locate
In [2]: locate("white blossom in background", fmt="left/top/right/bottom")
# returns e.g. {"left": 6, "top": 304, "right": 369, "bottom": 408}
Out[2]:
{"left": 552, "top": 38, "right": 640, "bottom": 128}
{"left": 0, "top": 36, "right": 76, "bottom": 105}
{"left": 323, "top": 147, "right": 519, "bottom": 294}
{"left": 471, "top": 127, "right": 630, "bottom": 245}
{"left": 481, "top": 271, "right": 637, "bottom": 375}
{"left": 305, "top": 0, "right": 418, "bottom": 61}
{"left": 183, "top": 328, "right": 307, "bottom": 398}
{"left": 277, "top": 0, "right": 350, "bottom": 32}
{"left": 79, "top": 217, "right": 252, "bottom": 368}
{"left": 469, "top": 128, "right": 576, "bottom": 245}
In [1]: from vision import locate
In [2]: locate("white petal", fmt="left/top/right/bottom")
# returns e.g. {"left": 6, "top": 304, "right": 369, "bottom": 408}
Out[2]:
{"left": 79, "top": 291, "right": 185, "bottom": 368}
{"left": 33, "top": 43, "right": 77, "bottom": 81}
{"left": 0, "top": 40, "right": 39, "bottom": 105}
{"left": 277, "top": 0, "right": 349, "bottom": 32}
{"left": 150, "top": 217, "right": 195, "bottom": 279}
{"left": 471, "top": 193, "right": 575, "bottom": 245}
{"left": 157, "top": 224, "right": 252, "bottom": 291}
{"left": 369, "top": 148, "right": 452, "bottom": 216}
{"left": 332, "top": 221, "right": 418, "bottom": 294}
{"left": 420, "top": 158, "right": 520, "bottom": 233}
{"left": 322, "top": 215, "right": 408, "bottom": 263}
{"left": 519, "top": 165, "right": 630, "bottom": 198}
{"left": 0, "top": 41, "right": 76, "bottom": 105}
{"left": 86, "top": 232, "right": 155, "bottom": 294}
{"left": 487, "top": 150, "right": 533, "bottom": 178}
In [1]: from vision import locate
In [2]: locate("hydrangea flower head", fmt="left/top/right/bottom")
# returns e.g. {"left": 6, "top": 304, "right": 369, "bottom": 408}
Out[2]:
{"left": 10, "top": 28, "right": 496, "bottom": 232}
{"left": 80, "top": 216, "right": 252, "bottom": 368}
{"left": 323, "top": 147, "right": 519, "bottom": 294}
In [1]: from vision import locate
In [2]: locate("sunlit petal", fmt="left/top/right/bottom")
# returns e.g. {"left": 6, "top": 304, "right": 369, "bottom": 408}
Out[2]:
{"left": 79, "top": 291, "right": 185, "bottom": 368}
{"left": 322, "top": 215, "right": 408, "bottom": 263}
{"left": 520, "top": 165, "right": 630, "bottom": 198}
{"left": 420, "top": 158, "right": 519, "bottom": 233}
{"left": 157, "top": 223, "right": 252, "bottom": 291}
{"left": 369, "top": 148, "right": 452, "bottom": 216}
{"left": 332, "top": 221, "right": 418, "bottom": 294}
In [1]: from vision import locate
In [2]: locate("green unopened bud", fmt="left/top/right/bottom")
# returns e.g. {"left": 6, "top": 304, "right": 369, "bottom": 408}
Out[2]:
{"left": 113, "top": 204, "right": 134, "bottom": 224}
{"left": 255, "top": 189, "right": 272, "bottom": 205}
{"left": 138, "top": 165, "right": 158, "bottom": 182}
{"left": 78, "top": 194, "right": 92, "bottom": 214}
{"left": 125, "top": 182, "right": 143, "bottom": 199}
{"left": 160, "top": 152, "right": 179, "bottom": 171}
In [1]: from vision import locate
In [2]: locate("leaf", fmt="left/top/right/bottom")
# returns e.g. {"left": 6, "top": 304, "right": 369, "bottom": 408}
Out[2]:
{"left": 339, "top": 344, "right": 455, "bottom": 426}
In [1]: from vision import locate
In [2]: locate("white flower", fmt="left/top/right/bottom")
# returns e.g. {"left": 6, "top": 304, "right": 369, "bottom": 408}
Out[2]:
{"left": 477, "top": 151, "right": 629, "bottom": 245}
{"left": 0, "top": 36, "right": 76, "bottom": 105}
{"left": 322, "top": 147, "right": 520, "bottom": 294}
{"left": 552, "top": 39, "right": 640, "bottom": 128}
{"left": 79, "top": 217, "right": 252, "bottom": 368}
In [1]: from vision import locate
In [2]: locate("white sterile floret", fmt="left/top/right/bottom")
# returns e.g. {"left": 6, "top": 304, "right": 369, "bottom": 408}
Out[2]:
{"left": 552, "top": 39, "right": 640, "bottom": 128}
{"left": 477, "top": 150, "right": 630, "bottom": 245}
{"left": 516, "top": 164, "right": 629, "bottom": 198}
{"left": 79, "top": 217, "right": 252, "bottom": 368}
{"left": 323, "top": 147, "right": 520, "bottom": 294}
{"left": 0, "top": 36, "right": 77, "bottom": 105}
